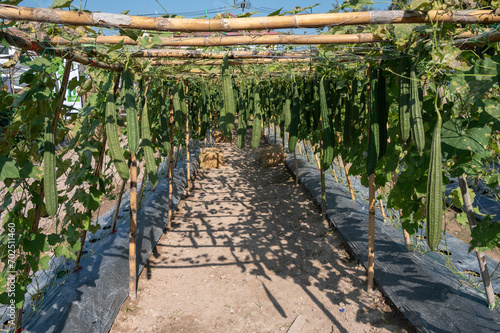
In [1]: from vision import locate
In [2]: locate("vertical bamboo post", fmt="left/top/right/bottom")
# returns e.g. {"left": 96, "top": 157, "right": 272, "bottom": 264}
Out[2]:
{"left": 297, "top": 139, "right": 303, "bottom": 156}
{"left": 391, "top": 171, "right": 412, "bottom": 249}
{"left": 377, "top": 188, "right": 387, "bottom": 220}
{"left": 274, "top": 123, "right": 277, "bottom": 144}
{"left": 368, "top": 173, "right": 376, "bottom": 292}
{"left": 268, "top": 115, "right": 271, "bottom": 143}
{"left": 110, "top": 179, "right": 127, "bottom": 233}
{"left": 320, "top": 142, "right": 326, "bottom": 220}
{"left": 185, "top": 83, "right": 191, "bottom": 191}
{"left": 330, "top": 162, "right": 339, "bottom": 182}
{"left": 314, "top": 151, "right": 321, "bottom": 170}
{"left": 167, "top": 90, "right": 175, "bottom": 230}
{"left": 458, "top": 174, "right": 496, "bottom": 308}
{"left": 342, "top": 161, "right": 355, "bottom": 200}
{"left": 302, "top": 141, "right": 310, "bottom": 162}
{"left": 294, "top": 150, "right": 299, "bottom": 186}
{"left": 129, "top": 154, "right": 138, "bottom": 300}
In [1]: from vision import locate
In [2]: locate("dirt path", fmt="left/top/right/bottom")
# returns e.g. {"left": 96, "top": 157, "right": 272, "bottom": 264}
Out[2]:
{"left": 111, "top": 138, "right": 412, "bottom": 333}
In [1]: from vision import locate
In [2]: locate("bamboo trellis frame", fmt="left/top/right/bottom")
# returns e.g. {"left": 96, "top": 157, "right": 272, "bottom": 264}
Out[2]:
{"left": 1, "top": 5, "right": 500, "bottom": 32}
{"left": 0, "top": 31, "right": 122, "bottom": 71}
{"left": 149, "top": 58, "right": 317, "bottom": 66}
{"left": 131, "top": 49, "right": 318, "bottom": 59}
{"left": 48, "top": 33, "right": 385, "bottom": 46}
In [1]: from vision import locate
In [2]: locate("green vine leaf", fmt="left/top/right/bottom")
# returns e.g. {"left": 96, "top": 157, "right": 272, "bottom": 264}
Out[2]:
{"left": 449, "top": 187, "right": 464, "bottom": 208}
{"left": 441, "top": 118, "right": 490, "bottom": 159}
{"left": 469, "top": 215, "right": 500, "bottom": 252}
{"left": 50, "top": 0, "right": 73, "bottom": 9}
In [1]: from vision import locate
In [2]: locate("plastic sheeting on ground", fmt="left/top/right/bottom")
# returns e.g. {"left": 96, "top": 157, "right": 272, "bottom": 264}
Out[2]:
{"left": 18, "top": 144, "right": 204, "bottom": 333}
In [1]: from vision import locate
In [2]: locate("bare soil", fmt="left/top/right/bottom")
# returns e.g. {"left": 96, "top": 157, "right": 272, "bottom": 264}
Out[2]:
{"left": 110, "top": 137, "right": 413, "bottom": 333}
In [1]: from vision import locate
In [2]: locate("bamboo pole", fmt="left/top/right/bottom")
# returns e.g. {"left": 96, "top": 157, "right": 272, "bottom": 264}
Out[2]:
{"left": 3, "top": 6, "right": 500, "bottom": 32}
{"left": 0, "top": 31, "right": 121, "bottom": 71}
{"left": 294, "top": 150, "right": 299, "bottom": 186}
{"left": 132, "top": 49, "right": 317, "bottom": 59}
{"left": 368, "top": 173, "right": 376, "bottom": 292}
{"left": 377, "top": 188, "right": 387, "bottom": 221}
{"left": 153, "top": 58, "right": 319, "bottom": 66}
{"left": 167, "top": 89, "right": 175, "bottom": 231}
{"left": 129, "top": 154, "right": 138, "bottom": 300}
{"left": 457, "top": 174, "right": 496, "bottom": 308}
{"left": 110, "top": 179, "right": 127, "bottom": 233}
{"left": 49, "top": 33, "right": 384, "bottom": 47}
{"left": 330, "top": 162, "right": 339, "bottom": 183}
{"left": 320, "top": 138, "right": 327, "bottom": 220}
{"left": 341, "top": 159, "right": 355, "bottom": 200}
{"left": 314, "top": 151, "right": 321, "bottom": 170}
{"left": 302, "top": 141, "right": 311, "bottom": 162}
{"left": 185, "top": 83, "right": 191, "bottom": 191}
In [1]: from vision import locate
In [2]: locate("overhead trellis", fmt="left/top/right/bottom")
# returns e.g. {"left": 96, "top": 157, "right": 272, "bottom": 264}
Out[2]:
{"left": 1, "top": 3, "right": 500, "bottom": 332}
{"left": 1, "top": 5, "right": 500, "bottom": 31}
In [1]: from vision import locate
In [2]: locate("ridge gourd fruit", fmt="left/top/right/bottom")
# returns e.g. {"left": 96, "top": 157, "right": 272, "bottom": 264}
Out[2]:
{"left": 44, "top": 114, "right": 57, "bottom": 217}
{"left": 105, "top": 87, "right": 129, "bottom": 181}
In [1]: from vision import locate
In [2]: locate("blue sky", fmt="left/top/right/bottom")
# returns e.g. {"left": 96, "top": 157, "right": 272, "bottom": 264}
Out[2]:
{"left": 19, "top": 0, "right": 388, "bottom": 17}
{"left": 19, "top": 0, "right": 389, "bottom": 35}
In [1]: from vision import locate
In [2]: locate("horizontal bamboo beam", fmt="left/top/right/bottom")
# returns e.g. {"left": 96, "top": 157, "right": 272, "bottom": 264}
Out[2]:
{"left": 131, "top": 49, "right": 317, "bottom": 59}
{"left": 49, "top": 33, "right": 383, "bottom": 46}
{"left": 149, "top": 58, "right": 315, "bottom": 66}
{"left": 0, "top": 31, "right": 122, "bottom": 71}
{"left": 455, "top": 31, "right": 500, "bottom": 46}
{"left": 1, "top": 5, "right": 500, "bottom": 32}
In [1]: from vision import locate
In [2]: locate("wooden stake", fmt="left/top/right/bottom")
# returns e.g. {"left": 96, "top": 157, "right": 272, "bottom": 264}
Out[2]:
{"left": 167, "top": 90, "right": 175, "bottom": 231}
{"left": 129, "top": 154, "right": 138, "bottom": 300}
{"left": 294, "top": 151, "right": 299, "bottom": 186}
{"left": 320, "top": 143, "right": 327, "bottom": 220}
{"left": 110, "top": 179, "right": 127, "bottom": 233}
{"left": 302, "top": 141, "right": 311, "bottom": 162}
{"left": 341, "top": 159, "right": 355, "bottom": 200}
{"left": 185, "top": 83, "right": 191, "bottom": 191}
{"left": 297, "top": 139, "right": 303, "bottom": 156}
{"left": 314, "top": 151, "right": 321, "bottom": 170}
{"left": 458, "top": 174, "right": 496, "bottom": 308}
{"left": 273, "top": 123, "right": 277, "bottom": 144}
{"left": 368, "top": 173, "right": 376, "bottom": 292}
{"left": 4, "top": 6, "right": 498, "bottom": 33}
{"left": 330, "top": 161, "right": 339, "bottom": 183}
{"left": 377, "top": 188, "right": 387, "bottom": 221}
